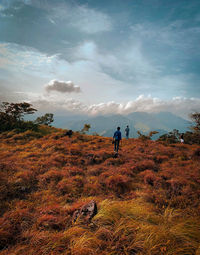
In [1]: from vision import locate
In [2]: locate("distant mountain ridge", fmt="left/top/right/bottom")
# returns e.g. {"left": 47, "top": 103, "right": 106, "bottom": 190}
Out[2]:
{"left": 53, "top": 112, "right": 191, "bottom": 138}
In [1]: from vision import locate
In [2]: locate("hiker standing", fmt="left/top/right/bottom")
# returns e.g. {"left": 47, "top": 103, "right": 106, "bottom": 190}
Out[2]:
{"left": 113, "top": 127, "right": 122, "bottom": 153}
{"left": 125, "top": 125, "right": 130, "bottom": 139}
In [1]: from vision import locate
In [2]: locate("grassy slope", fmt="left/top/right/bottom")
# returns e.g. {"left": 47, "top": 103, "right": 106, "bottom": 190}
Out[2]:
{"left": 0, "top": 128, "right": 200, "bottom": 255}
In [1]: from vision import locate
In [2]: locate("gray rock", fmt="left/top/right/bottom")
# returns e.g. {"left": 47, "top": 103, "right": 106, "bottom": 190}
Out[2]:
{"left": 72, "top": 200, "right": 97, "bottom": 223}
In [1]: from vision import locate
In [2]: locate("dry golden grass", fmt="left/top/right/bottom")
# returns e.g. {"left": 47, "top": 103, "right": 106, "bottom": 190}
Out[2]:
{"left": 0, "top": 128, "right": 200, "bottom": 254}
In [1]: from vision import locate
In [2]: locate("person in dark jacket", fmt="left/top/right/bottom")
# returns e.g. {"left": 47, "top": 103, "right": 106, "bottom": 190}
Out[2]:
{"left": 125, "top": 125, "right": 130, "bottom": 139}
{"left": 113, "top": 126, "right": 122, "bottom": 153}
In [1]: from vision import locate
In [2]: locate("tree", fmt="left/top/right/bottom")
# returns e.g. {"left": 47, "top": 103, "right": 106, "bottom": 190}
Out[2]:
{"left": 182, "top": 112, "right": 200, "bottom": 144}
{"left": 0, "top": 102, "right": 37, "bottom": 131}
{"left": 137, "top": 130, "right": 159, "bottom": 141}
{"left": 0, "top": 102, "right": 37, "bottom": 121}
{"left": 81, "top": 124, "right": 91, "bottom": 134}
{"left": 158, "top": 129, "right": 180, "bottom": 143}
{"left": 35, "top": 113, "right": 54, "bottom": 126}
{"left": 190, "top": 112, "right": 200, "bottom": 132}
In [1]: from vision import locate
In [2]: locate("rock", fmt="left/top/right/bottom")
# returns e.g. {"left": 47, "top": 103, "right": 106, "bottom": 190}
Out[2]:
{"left": 72, "top": 200, "right": 97, "bottom": 224}
{"left": 64, "top": 130, "right": 73, "bottom": 138}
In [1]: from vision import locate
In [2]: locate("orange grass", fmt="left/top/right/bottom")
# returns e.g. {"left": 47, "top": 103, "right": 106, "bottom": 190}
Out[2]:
{"left": 0, "top": 128, "right": 200, "bottom": 254}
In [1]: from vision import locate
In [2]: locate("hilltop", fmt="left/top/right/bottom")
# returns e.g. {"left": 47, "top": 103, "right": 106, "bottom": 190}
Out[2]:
{"left": 0, "top": 128, "right": 200, "bottom": 255}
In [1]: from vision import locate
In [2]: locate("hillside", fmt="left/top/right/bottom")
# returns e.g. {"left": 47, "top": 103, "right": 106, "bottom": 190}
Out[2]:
{"left": 0, "top": 129, "right": 200, "bottom": 255}
{"left": 54, "top": 112, "right": 190, "bottom": 138}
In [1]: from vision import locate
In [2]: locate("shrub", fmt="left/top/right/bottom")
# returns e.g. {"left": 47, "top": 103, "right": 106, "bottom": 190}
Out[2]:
{"left": 0, "top": 208, "right": 34, "bottom": 249}
{"left": 105, "top": 157, "right": 125, "bottom": 166}
{"left": 38, "top": 169, "right": 64, "bottom": 188}
{"left": 36, "top": 213, "right": 66, "bottom": 231}
{"left": 57, "top": 176, "right": 84, "bottom": 197}
{"left": 192, "top": 147, "right": 200, "bottom": 159}
{"left": 83, "top": 177, "right": 102, "bottom": 196}
{"left": 104, "top": 174, "right": 132, "bottom": 196}
{"left": 139, "top": 170, "right": 161, "bottom": 187}
{"left": 132, "top": 159, "right": 157, "bottom": 172}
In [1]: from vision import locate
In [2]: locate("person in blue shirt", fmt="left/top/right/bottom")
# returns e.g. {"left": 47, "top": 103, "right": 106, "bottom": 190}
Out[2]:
{"left": 113, "top": 126, "right": 122, "bottom": 153}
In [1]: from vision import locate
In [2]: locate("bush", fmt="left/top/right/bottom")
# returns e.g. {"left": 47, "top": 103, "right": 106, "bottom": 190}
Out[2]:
{"left": 139, "top": 170, "right": 161, "bottom": 187}
{"left": 104, "top": 174, "right": 132, "bottom": 196}
{"left": 0, "top": 208, "right": 34, "bottom": 249}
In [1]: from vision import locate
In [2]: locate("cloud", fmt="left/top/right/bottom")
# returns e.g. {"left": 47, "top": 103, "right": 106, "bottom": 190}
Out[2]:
{"left": 1, "top": 41, "right": 199, "bottom": 107}
{"left": 21, "top": 1, "right": 112, "bottom": 34}
{"left": 73, "top": 41, "right": 195, "bottom": 98}
{"left": 0, "top": 43, "right": 60, "bottom": 73}
{"left": 21, "top": 93, "right": 88, "bottom": 114}
{"left": 45, "top": 80, "right": 81, "bottom": 93}
{"left": 86, "top": 96, "right": 200, "bottom": 118}
{"left": 1, "top": 2, "right": 199, "bottom": 101}
{"left": 23, "top": 93, "right": 200, "bottom": 119}
{"left": 0, "top": 83, "right": 27, "bottom": 102}
{"left": 0, "top": 42, "right": 126, "bottom": 104}
{"left": 70, "top": 5, "right": 112, "bottom": 34}
{"left": 0, "top": 0, "right": 31, "bottom": 11}
{"left": 130, "top": 20, "right": 200, "bottom": 57}
{"left": 74, "top": 41, "right": 159, "bottom": 85}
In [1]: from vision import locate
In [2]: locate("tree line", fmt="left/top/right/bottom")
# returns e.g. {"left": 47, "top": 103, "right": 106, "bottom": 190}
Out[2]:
{"left": 0, "top": 102, "right": 54, "bottom": 132}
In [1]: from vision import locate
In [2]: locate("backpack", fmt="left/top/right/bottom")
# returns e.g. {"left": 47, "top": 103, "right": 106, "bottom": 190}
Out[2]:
{"left": 114, "top": 131, "right": 120, "bottom": 140}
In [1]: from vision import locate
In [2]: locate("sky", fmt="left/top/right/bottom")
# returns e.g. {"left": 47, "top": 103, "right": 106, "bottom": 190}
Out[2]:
{"left": 0, "top": 0, "right": 200, "bottom": 119}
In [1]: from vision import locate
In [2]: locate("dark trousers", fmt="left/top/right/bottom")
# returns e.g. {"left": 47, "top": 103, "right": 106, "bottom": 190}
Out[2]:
{"left": 114, "top": 140, "right": 120, "bottom": 152}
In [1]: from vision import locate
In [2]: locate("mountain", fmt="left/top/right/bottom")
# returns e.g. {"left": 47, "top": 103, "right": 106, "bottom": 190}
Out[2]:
{"left": 59, "top": 115, "right": 138, "bottom": 137}
{"left": 152, "top": 112, "right": 191, "bottom": 132}
{"left": 53, "top": 112, "right": 191, "bottom": 138}
{"left": 127, "top": 112, "right": 191, "bottom": 134}
{"left": 54, "top": 114, "right": 87, "bottom": 128}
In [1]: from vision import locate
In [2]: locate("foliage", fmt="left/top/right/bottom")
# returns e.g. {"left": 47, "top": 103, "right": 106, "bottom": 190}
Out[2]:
{"left": 35, "top": 113, "right": 54, "bottom": 126}
{"left": 0, "top": 102, "right": 37, "bottom": 121}
{"left": 0, "top": 102, "right": 37, "bottom": 132}
{"left": 137, "top": 130, "right": 159, "bottom": 141}
{"left": 158, "top": 129, "right": 181, "bottom": 143}
{"left": 181, "top": 112, "right": 200, "bottom": 144}
{"left": 81, "top": 123, "right": 91, "bottom": 134}
{"left": 158, "top": 113, "right": 200, "bottom": 145}
{"left": 183, "top": 131, "right": 200, "bottom": 145}
{"left": 190, "top": 112, "right": 200, "bottom": 132}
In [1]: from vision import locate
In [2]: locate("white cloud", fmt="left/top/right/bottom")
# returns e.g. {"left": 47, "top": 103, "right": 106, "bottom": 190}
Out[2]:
{"left": 130, "top": 20, "right": 200, "bottom": 56}
{"left": 25, "top": 94, "right": 87, "bottom": 114}
{"left": 0, "top": 0, "right": 31, "bottom": 11}
{"left": 74, "top": 40, "right": 190, "bottom": 99}
{"left": 76, "top": 41, "right": 98, "bottom": 61}
{"left": 74, "top": 40, "right": 159, "bottom": 85}
{"left": 1, "top": 42, "right": 199, "bottom": 114}
{"left": 0, "top": 42, "right": 126, "bottom": 103}
{"left": 86, "top": 96, "right": 200, "bottom": 118}
{"left": 71, "top": 6, "right": 112, "bottom": 34}
{"left": 0, "top": 43, "right": 60, "bottom": 74}
{"left": 73, "top": 41, "right": 199, "bottom": 100}
{"left": 44, "top": 3, "right": 112, "bottom": 34}
{"left": 21, "top": 92, "right": 200, "bottom": 119}
{"left": 45, "top": 80, "right": 81, "bottom": 93}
